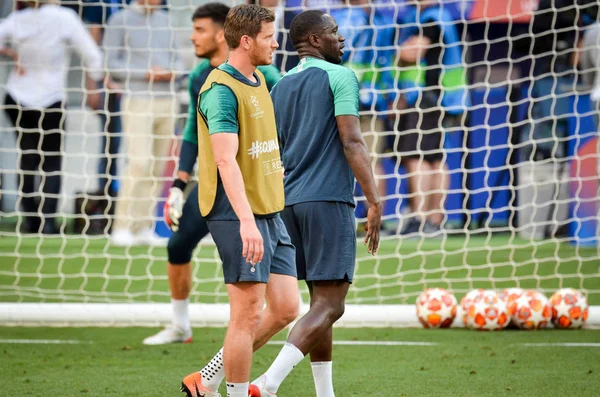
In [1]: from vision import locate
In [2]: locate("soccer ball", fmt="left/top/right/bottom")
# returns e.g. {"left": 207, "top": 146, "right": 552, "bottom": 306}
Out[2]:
{"left": 465, "top": 290, "right": 509, "bottom": 331}
{"left": 459, "top": 288, "right": 485, "bottom": 325}
{"left": 500, "top": 287, "right": 525, "bottom": 308}
{"left": 416, "top": 288, "right": 457, "bottom": 328}
{"left": 550, "top": 288, "right": 589, "bottom": 329}
{"left": 500, "top": 287, "right": 526, "bottom": 328}
{"left": 509, "top": 290, "right": 552, "bottom": 330}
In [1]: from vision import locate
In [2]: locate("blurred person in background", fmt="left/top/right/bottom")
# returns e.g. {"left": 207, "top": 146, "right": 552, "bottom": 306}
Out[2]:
{"left": 519, "top": 0, "right": 599, "bottom": 163}
{"left": 395, "top": 0, "right": 468, "bottom": 237}
{"left": 581, "top": 20, "right": 600, "bottom": 126}
{"left": 104, "top": 0, "right": 184, "bottom": 246}
{"left": 0, "top": 0, "right": 103, "bottom": 234}
{"left": 82, "top": 0, "right": 132, "bottom": 204}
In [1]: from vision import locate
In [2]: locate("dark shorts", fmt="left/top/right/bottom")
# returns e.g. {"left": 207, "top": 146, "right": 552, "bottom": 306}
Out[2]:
{"left": 167, "top": 184, "right": 210, "bottom": 264}
{"left": 208, "top": 215, "right": 296, "bottom": 284}
{"left": 281, "top": 201, "right": 356, "bottom": 283}
{"left": 397, "top": 107, "right": 445, "bottom": 164}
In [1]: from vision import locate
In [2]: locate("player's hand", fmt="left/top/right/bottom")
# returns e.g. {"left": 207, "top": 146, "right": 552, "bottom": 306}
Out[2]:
{"left": 399, "top": 35, "right": 431, "bottom": 64}
{"left": 364, "top": 203, "right": 382, "bottom": 255}
{"left": 164, "top": 183, "right": 185, "bottom": 232}
{"left": 104, "top": 77, "right": 122, "bottom": 97}
{"left": 240, "top": 219, "right": 263, "bottom": 266}
{"left": 86, "top": 91, "right": 102, "bottom": 110}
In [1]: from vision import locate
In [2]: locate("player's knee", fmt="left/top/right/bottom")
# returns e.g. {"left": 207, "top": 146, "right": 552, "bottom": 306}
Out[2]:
{"left": 231, "top": 304, "right": 262, "bottom": 333}
{"left": 329, "top": 299, "right": 345, "bottom": 322}
{"left": 314, "top": 298, "right": 345, "bottom": 323}
{"left": 274, "top": 300, "right": 299, "bottom": 328}
{"left": 167, "top": 233, "right": 193, "bottom": 265}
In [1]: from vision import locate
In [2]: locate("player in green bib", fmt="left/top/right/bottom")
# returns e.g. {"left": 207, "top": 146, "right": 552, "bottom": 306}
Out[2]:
{"left": 143, "top": 3, "right": 282, "bottom": 347}
{"left": 180, "top": 5, "right": 298, "bottom": 397}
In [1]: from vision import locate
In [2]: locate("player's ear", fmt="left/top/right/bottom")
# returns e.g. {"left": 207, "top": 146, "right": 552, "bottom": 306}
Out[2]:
{"left": 216, "top": 29, "right": 225, "bottom": 44}
{"left": 240, "top": 35, "right": 252, "bottom": 50}
{"left": 308, "top": 33, "right": 320, "bottom": 48}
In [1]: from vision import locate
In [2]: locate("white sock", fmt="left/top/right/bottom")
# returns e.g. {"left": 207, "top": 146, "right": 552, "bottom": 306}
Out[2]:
{"left": 226, "top": 381, "right": 248, "bottom": 397}
{"left": 263, "top": 343, "right": 305, "bottom": 392}
{"left": 311, "top": 361, "right": 334, "bottom": 397}
{"left": 200, "top": 347, "right": 225, "bottom": 391}
{"left": 171, "top": 298, "right": 190, "bottom": 330}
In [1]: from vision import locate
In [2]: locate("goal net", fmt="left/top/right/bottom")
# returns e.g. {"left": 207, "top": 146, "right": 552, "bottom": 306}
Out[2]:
{"left": 0, "top": 0, "right": 599, "bottom": 327}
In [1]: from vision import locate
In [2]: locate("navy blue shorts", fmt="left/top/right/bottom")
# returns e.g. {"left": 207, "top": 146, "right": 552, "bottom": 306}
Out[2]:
{"left": 281, "top": 201, "right": 356, "bottom": 282}
{"left": 208, "top": 215, "right": 296, "bottom": 284}
{"left": 167, "top": 184, "right": 210, "bottom": 264}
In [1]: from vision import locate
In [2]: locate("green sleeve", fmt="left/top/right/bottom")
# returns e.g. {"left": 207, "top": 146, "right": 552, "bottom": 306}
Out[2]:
{"left": 258, "top": 64, "right": 282, "bottom": 91}
{"left": 182, "top": 61, "right": 211, "bottom": 144}
{"left": 199, "top": 84, "right": 239, "bottom": 135}
{"left": 328, "top": 67, "right": 360, "bottom": 117}
{"left": 182, "top": 76, "right": 199, "bottom": 144}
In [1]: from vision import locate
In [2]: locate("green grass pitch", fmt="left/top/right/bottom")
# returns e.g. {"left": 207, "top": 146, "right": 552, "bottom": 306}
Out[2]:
{"left": 0, "top": 327, "right": 599, "bottom": 396}
{"left": 1, "top": 235, "right": 599, "bottom": 396}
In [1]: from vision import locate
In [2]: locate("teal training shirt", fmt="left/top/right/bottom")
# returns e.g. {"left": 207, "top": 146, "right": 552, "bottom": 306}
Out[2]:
{"left": 270, "top": 57, "right": 360, "bottom": 206}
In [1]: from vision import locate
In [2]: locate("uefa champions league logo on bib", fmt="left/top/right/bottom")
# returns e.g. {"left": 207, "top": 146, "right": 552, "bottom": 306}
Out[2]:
{"left": 250, "top": 95, "right": 264, "bottom": 119}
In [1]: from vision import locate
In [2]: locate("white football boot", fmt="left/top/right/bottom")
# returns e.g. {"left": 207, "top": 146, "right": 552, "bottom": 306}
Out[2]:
{"left": 143, "top": 325, "right": 192, "bottom": 345}
{"left": 248, "top": 375, "right": 277, "bottom": 397}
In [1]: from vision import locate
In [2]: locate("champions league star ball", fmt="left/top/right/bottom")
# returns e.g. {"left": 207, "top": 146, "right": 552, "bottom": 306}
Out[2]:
{"left": 509, "top": 290, "right": 552, "bottom": 330}
{"left": 500, "top": 287, "right": 526, "bottom": 328}
{"left": 465, "top": 290, "right": 510, "bottom": 331}
{"left": 500, "top": 287, "right": 526, "bottom": 310}
{"left": 416, "top": 288, "right": 457, "bottom": 328}
{"left": 460, "top": 289, "right": 485, "bottom": 325}
{"left": 550, "top": 288, "right": 589, "bottom": 329}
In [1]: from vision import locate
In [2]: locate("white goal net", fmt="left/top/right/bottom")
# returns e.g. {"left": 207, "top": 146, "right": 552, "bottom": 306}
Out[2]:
{"left": 0, "top": 0, "right": 599, "bottom": 327}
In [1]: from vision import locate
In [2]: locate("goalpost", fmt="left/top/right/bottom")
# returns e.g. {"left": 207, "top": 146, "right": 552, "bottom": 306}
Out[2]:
{"left": 0, "top": 0, "right": 599, "bottom": 327}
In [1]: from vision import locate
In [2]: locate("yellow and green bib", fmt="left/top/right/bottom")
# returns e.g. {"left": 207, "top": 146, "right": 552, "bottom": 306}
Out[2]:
{"left": 197, "top": 68, "right": 284, "bottom": 217}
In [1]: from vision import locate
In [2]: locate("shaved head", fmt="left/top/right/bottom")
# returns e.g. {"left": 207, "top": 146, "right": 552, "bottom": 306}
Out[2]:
{"left": 289, "top": 10, "right": 330, "bottom": 48}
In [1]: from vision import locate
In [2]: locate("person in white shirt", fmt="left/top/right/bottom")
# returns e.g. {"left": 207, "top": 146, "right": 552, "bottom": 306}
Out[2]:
{"left": 0, "top": 0, "right": 103, "bottom": 234}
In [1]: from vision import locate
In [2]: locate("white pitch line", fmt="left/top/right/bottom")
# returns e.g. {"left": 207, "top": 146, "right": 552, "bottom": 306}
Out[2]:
{"left": 268, "top": 340, "right": 437, "bottom": 346}
{"left": 0, "top": 339, "right": 93, "bottom": 345}
{"left": 520, "top": 343, "right": 600, "bottom": 347}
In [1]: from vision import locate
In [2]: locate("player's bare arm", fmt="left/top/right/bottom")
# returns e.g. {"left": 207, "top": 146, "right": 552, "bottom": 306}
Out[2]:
{"left": 337, "top": 114, "right": 381, "bottom": 254}
{"left": 210, "top": 133, "right": 264, "bottom": 265}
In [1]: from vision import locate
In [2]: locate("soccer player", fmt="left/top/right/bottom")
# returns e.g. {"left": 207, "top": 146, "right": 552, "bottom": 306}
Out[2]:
{"left": 249, "top": 10, "right": 381, "bottom": 397}
{"left": 180, "top": 5, "right": 298, "bottom": 397}
{"left": 143, "top": 2, "right": 283, "bottom": 346}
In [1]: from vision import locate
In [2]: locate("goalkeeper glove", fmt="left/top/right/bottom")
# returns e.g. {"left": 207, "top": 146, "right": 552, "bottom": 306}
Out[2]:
{"left": 164, "top": 179, "right": 187, "bottom": 232}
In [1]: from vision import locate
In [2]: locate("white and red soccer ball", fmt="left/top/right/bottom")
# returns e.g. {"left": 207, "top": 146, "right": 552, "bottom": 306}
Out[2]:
{"left": 500, "top": 288, "right": 526, "bottom": 328}
{"left": 549, "top": 288, "right": 589, "bottom": 329}
{"left": 459, "top": 288, "right": 485, "bottom": 325}
{"left": 509, "top": 290, "right": 552, "bottom": 330}
{"left": 464, "top": 290, "right": 510, "bottom": 331}
{"left": 416, "top": 288, "right": 457, "bottom": 328}
{"left": 500, "top": 287, "right": 525, "bottom": 310}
